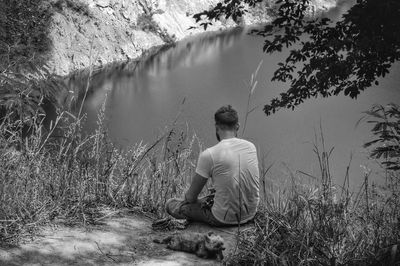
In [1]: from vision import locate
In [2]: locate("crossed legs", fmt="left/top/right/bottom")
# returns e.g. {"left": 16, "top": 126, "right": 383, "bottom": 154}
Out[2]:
{"left": 165, "top": 196, "right": 227, "bottom": 227}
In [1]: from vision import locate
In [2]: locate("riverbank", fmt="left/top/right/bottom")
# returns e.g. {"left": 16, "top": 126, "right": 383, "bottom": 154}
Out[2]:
{"left": 1, "top": 98, "right": 399, "bottom": 265}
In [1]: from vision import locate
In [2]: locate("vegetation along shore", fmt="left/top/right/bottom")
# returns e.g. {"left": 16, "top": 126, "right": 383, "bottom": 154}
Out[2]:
{"left": 1, "top": 0, "right": 399, "bottom": 265}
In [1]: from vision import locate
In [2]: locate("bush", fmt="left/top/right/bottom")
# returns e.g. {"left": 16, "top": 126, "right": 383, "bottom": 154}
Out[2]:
{"left": 0, "top": 0, "right": 53, "bottom": 67}
{"left": 0, "top": 0, "right": 91, "bottom": 70}
{"left": 136, "top": 13, "right": 176, "bottom": 44}
{"left": 137, "top": 13, "right": 159, "bottom": 33}
{"left": 53, "top": 0, "right": 92, "bottom": 18}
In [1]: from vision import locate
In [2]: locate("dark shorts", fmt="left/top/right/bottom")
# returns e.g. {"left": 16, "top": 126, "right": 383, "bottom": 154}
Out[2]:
{"left": 165, "top": 196, "right": 229, "bottom": 227}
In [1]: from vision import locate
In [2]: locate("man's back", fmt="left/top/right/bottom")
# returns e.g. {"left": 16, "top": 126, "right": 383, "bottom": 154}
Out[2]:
{"left": 196, "top": 138, "right": 260, "bottom": 224}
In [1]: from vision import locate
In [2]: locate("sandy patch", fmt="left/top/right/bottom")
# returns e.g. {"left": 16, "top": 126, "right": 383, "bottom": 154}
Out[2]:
{"left": 0, "top": 210, "right": 245, "bottom": 266}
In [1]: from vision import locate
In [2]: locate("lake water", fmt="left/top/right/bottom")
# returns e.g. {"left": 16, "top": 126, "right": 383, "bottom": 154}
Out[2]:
{"left": 79, "top": 1, "right": 400, "bottom": 188}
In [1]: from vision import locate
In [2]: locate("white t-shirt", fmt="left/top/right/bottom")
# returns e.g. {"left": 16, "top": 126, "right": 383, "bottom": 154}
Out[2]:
{"left": 195, "top": 138, "right": 260, "bottom": 224}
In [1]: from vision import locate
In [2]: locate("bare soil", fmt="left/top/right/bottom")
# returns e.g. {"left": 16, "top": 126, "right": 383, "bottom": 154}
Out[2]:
{"left": 0, "top": 210, "right": 244, "bottom": 266}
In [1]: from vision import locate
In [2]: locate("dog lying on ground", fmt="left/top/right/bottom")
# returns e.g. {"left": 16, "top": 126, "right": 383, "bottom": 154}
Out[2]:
{"left": 153, "top": 231, "right": 225, "bottom": 260}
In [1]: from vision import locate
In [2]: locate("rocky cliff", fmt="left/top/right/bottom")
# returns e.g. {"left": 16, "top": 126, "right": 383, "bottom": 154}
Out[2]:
{"left": 48, "top": 0, "right": 337, "bottom": 76}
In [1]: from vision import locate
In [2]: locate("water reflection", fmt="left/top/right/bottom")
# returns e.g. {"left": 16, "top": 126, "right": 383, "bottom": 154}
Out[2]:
{"left": 73, "top": 26, "right": 246, "bottom": 142}
{"left": 145, "top": 28, "right": 245, "bottom": 77}
{"left": 68, "top": 27, "right": 245, "bottom": 118}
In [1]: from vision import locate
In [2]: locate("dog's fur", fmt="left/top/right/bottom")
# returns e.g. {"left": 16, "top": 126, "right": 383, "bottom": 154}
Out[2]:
{"left": 153, "top": 231, "right": 225, "bottom": 260}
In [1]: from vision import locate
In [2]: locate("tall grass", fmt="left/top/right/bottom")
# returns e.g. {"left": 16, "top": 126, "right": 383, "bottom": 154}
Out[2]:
{"left": 2, "top": 52, "right": 399, "bottom": 266}
{"left": 225, "top": 129, "right": 400, "bottom": 265}
{"left": 0, "top": 93, "right": 200, "bottom": 245}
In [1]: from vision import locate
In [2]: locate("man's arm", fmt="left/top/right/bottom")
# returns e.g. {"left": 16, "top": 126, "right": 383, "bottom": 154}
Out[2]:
{"left": 184, "top": 173, "right": 208, "bottom": 203}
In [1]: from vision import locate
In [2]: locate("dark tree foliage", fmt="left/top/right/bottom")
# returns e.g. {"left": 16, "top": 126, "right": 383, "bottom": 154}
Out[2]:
{"left": 0, "top": 0, "right": 65, "bottom": 131}
{"left": 193, "top": 0, "right": 400, "bottom": 115}
{"left": 0, "top": 0, "right": 54, "bottom": 68}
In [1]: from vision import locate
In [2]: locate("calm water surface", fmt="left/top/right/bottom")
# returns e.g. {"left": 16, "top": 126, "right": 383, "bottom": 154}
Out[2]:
{"left": 80, "top": 1, "right": 400, "bottom": 187}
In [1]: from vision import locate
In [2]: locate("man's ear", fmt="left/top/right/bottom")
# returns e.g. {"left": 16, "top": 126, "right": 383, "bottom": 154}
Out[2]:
{"left": 235, "top": 123, "right": 240, "bottom": 131}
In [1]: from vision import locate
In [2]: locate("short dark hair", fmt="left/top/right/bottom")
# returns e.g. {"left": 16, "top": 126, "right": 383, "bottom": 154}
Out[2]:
{"left": 214, "top": 105, "right": 238, "bottom": 129}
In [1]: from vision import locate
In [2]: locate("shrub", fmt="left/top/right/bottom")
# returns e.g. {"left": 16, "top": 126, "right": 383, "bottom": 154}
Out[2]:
{"left": 136, "top": 13, "right": 176, "bottom": 44}
{"left": 0, "top": 0, "right": 53, "bottom": 67}
{"left": 137, "top": 13, "right": 159, "bottom": 33}
{"left": 53, "top": 0, "right": 92, "bottom": 18}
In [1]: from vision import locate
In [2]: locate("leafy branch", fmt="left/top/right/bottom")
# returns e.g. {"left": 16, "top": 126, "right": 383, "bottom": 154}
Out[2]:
{"left": 363, "top": 104, "right": 400, "bottom": 171}
{"left": 193, "top": 0, "right": 400, "bottom": 115}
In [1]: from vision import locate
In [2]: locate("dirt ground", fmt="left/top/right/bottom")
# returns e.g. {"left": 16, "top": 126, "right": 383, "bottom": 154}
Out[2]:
{"left": 0, "top": 210, "right": 246, "bottom": 266}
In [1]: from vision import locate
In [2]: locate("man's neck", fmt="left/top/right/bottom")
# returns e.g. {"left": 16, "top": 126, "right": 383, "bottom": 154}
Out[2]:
{"left": 219, "top": 131, "right": 237, "bottom": 141}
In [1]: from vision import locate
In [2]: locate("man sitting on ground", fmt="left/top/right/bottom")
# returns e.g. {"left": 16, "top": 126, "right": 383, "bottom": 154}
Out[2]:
{"left": 165, "top": 105, "right": 260, "bottom": 226}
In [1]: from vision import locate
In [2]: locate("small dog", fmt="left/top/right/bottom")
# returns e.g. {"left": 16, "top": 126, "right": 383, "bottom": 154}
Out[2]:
{"left": 153, "top": 231, "right": 225, "bottom": 260}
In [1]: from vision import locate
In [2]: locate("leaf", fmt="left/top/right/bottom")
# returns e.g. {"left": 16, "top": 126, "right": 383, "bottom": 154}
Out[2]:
{"left": 363, "top": 139, "right": 381, "bottom": 148}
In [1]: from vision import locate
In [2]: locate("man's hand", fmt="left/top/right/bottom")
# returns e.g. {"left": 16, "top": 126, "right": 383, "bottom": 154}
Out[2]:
{"left": 184, "top": 173, "right": 208, "bottom": 203}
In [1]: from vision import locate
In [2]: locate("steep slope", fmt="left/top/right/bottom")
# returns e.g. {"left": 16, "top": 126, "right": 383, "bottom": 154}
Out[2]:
{"left": 47, "top": 0, "right": 337, "bottom": 76}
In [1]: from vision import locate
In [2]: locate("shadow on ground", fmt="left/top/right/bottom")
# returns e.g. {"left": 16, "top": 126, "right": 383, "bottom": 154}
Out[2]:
{"left": 0, "top": 211, "right": 244, "bottom": 266}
